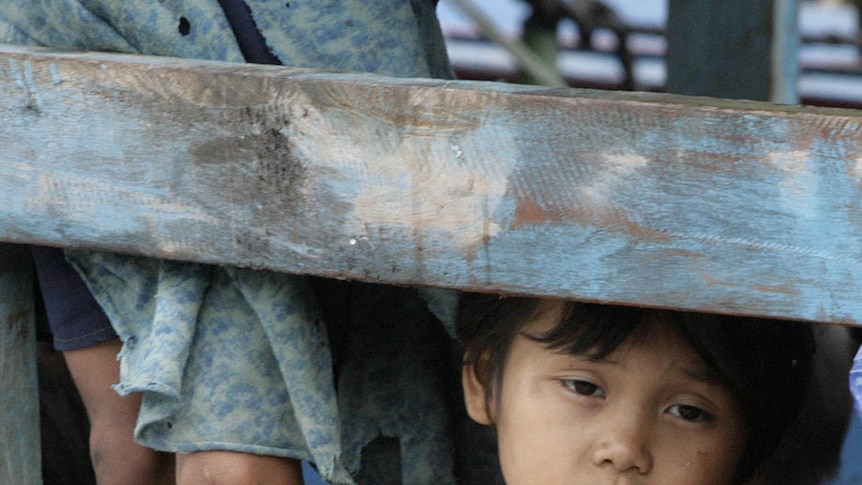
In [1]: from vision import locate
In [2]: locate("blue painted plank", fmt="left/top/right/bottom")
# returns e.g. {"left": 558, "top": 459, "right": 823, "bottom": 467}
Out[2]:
{"left": 1, "top": 44, "right": 862, "bottom": 325}
{"left": 0, "top": 244, "right": 39, "bottom": 484}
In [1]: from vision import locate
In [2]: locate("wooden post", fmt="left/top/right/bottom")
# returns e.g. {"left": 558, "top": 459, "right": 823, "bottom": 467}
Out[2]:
{"left": 0, "top": 244, "right": 40, "bottom": 484}
{"left": 666, "top": 0, "right": 799, "bottom": 103}
{"left": 770, "top": 0, "right": 800, "bottom": 104}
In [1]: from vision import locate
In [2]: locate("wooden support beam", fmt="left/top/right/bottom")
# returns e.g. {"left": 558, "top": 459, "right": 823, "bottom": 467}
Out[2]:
{"left": 0, "top": 244, "right": 39, "bottom": 485}
{"left": 1, "top": 44, "right": 861, "bottom": 325}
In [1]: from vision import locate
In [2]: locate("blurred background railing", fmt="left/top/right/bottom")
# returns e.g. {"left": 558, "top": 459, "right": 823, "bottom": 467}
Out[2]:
{"left": 438, "top": 0, "right": 862, "bottom": 108}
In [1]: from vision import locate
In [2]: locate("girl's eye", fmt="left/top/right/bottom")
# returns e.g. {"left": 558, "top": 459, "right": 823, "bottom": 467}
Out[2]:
{"left": 668, "top": 404, "right": 711, "bottom": 422}
{"left": 562, "top": 379, "right": 606, "bottom": 398}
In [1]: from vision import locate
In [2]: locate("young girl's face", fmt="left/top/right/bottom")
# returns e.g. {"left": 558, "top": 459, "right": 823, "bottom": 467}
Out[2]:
{"left": 463, "top": 301, "right": 749, "bottom": 485}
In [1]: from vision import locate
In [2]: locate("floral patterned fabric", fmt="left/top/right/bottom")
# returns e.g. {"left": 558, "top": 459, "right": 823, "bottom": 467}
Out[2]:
{"left": 853, "top": 344, "right": 862, "bottom": 417}
{"left": 0, "top": 1, "right": 462, "bottom": 483}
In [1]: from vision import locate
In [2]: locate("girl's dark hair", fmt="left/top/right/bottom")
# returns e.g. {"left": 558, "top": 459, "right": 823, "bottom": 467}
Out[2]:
{"left": 457, "top": 293, "right": 816, "bottom": 484}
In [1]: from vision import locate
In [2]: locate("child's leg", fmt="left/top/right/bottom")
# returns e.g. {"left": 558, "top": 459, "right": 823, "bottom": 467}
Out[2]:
{"left": 175, "top": 451, "right": 303, "bottom": 485}
{"left": 64, "top": 339, "right": 175, "bottom": 485}
{"left": 32, "top": 246, "right": 175, "bottom": 484}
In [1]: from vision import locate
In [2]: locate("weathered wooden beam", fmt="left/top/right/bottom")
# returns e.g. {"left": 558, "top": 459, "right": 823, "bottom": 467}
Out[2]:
{"left": 0, "top": 244, "right": 39, "bottom": 485}
{"left": 666, "top": 0, "right": 799, "bottom": 104}
{"left": 1, "top": 44, "right": 862, "bottom": 325}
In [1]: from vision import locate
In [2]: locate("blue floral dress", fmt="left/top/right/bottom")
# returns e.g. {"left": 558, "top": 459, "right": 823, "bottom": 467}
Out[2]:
{"left": 0, "top": 1, "right": 464, "bottom": 483}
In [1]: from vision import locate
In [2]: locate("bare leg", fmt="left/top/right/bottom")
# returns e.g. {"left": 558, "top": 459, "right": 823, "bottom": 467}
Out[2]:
{"left": 64, "top": 339, "right": 175, "bottom": 485}
{"left": 176, "top": 451, "right": 303, "bottom": 485}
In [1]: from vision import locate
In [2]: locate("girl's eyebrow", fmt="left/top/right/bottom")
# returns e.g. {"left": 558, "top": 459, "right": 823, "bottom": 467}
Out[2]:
{"left": 680, "top": 366, "right": 722, "bottom": 384}
{"left": 552, "top": 349, "right": 723, "bottom": 385}
{"left": 553, "top": 349, "right": 622, "bottom": 365}
{"left": 518, "top": 330, "right": 724, "bottom": 384}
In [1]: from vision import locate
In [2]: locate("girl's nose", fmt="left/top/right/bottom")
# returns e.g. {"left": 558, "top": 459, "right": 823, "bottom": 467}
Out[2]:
{"left": 590, "top": 415, "right": 654, "bottom": 475}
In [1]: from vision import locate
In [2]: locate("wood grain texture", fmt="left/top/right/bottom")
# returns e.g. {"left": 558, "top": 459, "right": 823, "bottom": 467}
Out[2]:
{"left": 1, "top": 44, "right": 862, "bottom": 325}
{"left": 0, "top": 244, "right": 40, "bottom": 484}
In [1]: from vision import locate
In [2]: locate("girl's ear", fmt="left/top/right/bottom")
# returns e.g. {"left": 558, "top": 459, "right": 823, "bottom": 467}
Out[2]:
{"left": 462, "top": 362, "right": 494, "bottom": 425}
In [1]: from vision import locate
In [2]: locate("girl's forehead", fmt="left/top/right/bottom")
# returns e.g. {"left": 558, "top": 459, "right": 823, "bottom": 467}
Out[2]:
{"left": 521, "top": 299, "right": 570, "bottom": 332}
{"left": 520, "top": 302, "right": 705, "bottom": 364}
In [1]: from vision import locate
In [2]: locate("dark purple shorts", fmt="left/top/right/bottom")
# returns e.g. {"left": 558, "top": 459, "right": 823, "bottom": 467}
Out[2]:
{"left": 31, "top": 246, "right": 117, "bottom": 351}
